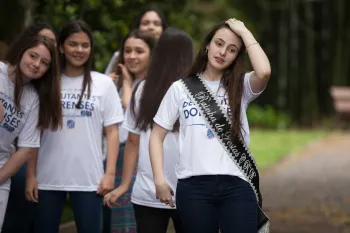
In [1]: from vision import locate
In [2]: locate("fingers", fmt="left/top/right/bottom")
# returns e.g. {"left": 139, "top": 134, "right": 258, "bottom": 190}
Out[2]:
{"left": 34, "top": 187, "right": 39, "bottom": 201}
{"left": 26, "top": 188, "right": 39, "bottom": 203}
{"left": 103, "top": 194, "right": 119, "bottom": 208}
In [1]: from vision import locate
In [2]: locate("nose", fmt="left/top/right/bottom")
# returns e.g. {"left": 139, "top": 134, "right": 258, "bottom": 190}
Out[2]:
{"left": 219, "top": 47, "right": 226, "bottom": 57}
{"left": 147, "top": 24, "right": 155, "bottom": 32}
{"left": 129, "top": 51, "right": 137, "bottom": 59}
{"left": 33, "top": 59, "right": 40, "bottom": 68}
{"left": 77, "top": 45, "right": 83, "bottom": 52}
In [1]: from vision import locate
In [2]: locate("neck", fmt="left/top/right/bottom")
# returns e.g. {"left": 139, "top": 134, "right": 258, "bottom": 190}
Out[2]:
{"left": 7, "top": 64, "right": 30, "bottom": 84}
{"left": 134, "top": 69, "right": 147, "bottom": 81}
{"left": 64, "top": 63, "right": 85, "bottom": 78}
{"left": 203, "top": 64, "right": 222, "bottom": 81}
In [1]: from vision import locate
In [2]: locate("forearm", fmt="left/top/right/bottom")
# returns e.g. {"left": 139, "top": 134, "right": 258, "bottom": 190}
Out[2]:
{"left": 149, "top": 131, "right": 166, "bottom": 184}
{"left": 105, "top": 128, "right": 119, "bottom": 176}
{"left": 120, "top": 135, "right": 139, "bottom": 189}
{"left": 26, "top": 152, "right": 38, "bottom": 178}
{"left": 241, "top": 31, "right": 271, "bottom": 79}
{"left": 0, "top": 148, "right": 37, "bottom": 184}
{"left": 122, "top": 81, "right": 133, "bottom": 109}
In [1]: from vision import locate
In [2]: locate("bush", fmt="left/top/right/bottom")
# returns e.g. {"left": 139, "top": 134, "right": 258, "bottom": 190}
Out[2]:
{"left": 247, "top": 104, "right": 292, "bottom": 129}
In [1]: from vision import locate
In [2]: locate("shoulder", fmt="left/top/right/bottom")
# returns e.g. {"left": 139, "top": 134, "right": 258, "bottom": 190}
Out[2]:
{"left": 22, "top": 83, "right": 39, "bottom": 109}
{"left": 90, "top": 71, "right": 115, "bottom": 88}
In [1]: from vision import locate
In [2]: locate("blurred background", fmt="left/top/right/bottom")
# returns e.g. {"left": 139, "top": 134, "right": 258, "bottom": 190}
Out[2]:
{"left": 1, "top": 0, "right": 349, "bottom": 130}
{"left": 0, "top": 0, "right": 349, "bottom": 232}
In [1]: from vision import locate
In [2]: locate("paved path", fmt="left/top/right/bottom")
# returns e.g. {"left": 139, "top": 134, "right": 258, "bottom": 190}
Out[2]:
{"left": 261, "top": 133, "right": 350, "bottom": 233}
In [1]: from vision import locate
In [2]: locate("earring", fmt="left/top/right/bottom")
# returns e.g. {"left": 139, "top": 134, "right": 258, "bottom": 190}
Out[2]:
{"left": 205, "top": 48, "right": 208, "bottom": 53}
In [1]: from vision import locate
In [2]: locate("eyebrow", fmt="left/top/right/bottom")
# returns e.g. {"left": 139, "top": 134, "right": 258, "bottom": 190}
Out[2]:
{"left": 125, "top": 46, "right": 145, "bottom": 50}
{"left": 67, "top": 40, "right": 90, "bottom": 45}
{"left": 216, "top": 38, "right": 238, "bottom": 49}
{"left": 29, "top": 51, "right": 51, "bottom": 62}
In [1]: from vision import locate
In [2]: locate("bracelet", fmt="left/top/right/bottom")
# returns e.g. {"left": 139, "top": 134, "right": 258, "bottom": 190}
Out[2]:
{"left": 246, "top": 42, "right": 259, "bottom": 50}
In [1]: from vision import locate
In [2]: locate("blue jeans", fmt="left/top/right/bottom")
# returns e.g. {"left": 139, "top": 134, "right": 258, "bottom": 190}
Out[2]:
{"left": 2, "top": 164, "right": 35, "bottom": 233}
{"left": 33, "top": 190, "right": 102, "bottom": 233}
{"left": 176, "top": 175, "right": 258, "bottom": 233}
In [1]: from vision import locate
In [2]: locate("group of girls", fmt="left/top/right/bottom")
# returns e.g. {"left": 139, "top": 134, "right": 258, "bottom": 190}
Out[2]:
{"left": 0, "top": 5, "right": 271, "bottom": 233}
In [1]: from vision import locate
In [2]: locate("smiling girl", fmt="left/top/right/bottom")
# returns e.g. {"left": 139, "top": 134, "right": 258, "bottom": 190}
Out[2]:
{"left": 103, "top": 29, "right": 155, "bottom": 233}
{"left": 0, "top": 35, "right": 61, "bottom": 228}
{"left": 2, "top": 21, "right": 58, "bottom": 233}
{"left": 26, "top": 20, "right": 124, "bottom": 233}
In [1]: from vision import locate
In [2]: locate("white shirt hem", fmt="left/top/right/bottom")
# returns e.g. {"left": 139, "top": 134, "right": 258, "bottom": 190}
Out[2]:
{"left": 104, "top": 117, "right": 124, "bottom": 127}
{"left": 131, "top": 198, "right": 177, "bottom": 209}
{"left": 153, "top": 116, "right": 173, "bottom": 131}
{"left": 38, "top": 185, "right": 98, "bottom": 192}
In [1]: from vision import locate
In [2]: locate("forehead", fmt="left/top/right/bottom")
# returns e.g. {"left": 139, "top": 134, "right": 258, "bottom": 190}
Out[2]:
{"left": 26, "top": 44, "right": 51, "bottom": 61}
{"left": 38, "top": 29, "right": 56, "bottom": 41}
{"left": 213, "top": 28, "right": 242, "bottom": 46}
{"left": 124, "top": 37, "right": 149, "bottom": 49}
{"left": 141, "top": 11, "right": 161, "bottom": 22}
{"left": 65, "top": 32, "right": 90, "bottom": 43}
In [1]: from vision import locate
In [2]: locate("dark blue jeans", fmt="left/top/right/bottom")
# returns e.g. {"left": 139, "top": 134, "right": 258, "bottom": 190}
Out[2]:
{"left": 176, "top": 175, "right": 258, "bottom": 233}
{"left": 33, "top": 190, "right": 102, "bottom": 233}
{"left": 2, "top": 164, "right": 35, "bottom": 233}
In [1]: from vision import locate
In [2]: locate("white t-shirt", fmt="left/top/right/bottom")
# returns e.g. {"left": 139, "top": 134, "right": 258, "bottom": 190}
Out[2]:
{"left": 36, "top": 71, "right": 124, "bottom": 191}
{"left": 122, "top": 81, "right": 179, "bottom": 209}
{"left": 154, "top": 72, "right": 263, "bottom": 180}
{"left": 102, "top": 79, "right": 141, "bottom": 160}
{"left": 0, "top": 62, "right": 40, "bottom": 190}
{"left": 104, "top": 51, "right": 120, "bottom": 75}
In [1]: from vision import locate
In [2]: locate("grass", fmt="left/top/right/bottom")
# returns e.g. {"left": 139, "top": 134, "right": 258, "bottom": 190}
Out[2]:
{"left": 60, "top": 129, "right": 327, "bottom": 226}
{"left": 61, "top": 200, "right": 74, "bottom": 223}
{"left": 250, "top": 129, "right": 327, "bottom": 168}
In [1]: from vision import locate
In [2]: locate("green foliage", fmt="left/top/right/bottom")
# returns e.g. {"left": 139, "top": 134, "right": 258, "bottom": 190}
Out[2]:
{"left": 247, "top": 104, "right": 292, "bottom": 130}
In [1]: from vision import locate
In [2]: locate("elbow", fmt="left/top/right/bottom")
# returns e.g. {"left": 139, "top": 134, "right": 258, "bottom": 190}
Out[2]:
{"left": 257, "top": 67, "right": 271, "bottom": 81}
{"left": 25, "top": 148, "right": 37, "bottom": 159}
{"left": 126, "top": 133, "right": 139, "bottom": 146}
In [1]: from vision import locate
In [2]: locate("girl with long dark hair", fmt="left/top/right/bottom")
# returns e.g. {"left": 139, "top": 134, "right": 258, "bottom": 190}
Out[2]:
{"left": 104, "top": 27, "right": 193, "bottom": 233}
{"left": 103, "top": 29, "right": 155, "bottom": 233}
{"left": 26, "top": 20, "right": 124, "bottom": 233}
{"left": 104, "top": 6, "right": 167, "bottom": 77}
{"left": 0, "top": 34, "right": 61, "bottom": 228}
{"left": 150, "top": 19, "right": 271, "bottom": 233}
{"left": 2, "top": 21, "right": 58, "bottom": 233}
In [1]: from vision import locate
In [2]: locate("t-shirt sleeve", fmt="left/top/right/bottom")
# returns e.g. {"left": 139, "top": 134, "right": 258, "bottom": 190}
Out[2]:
{"left": 153, "top": 82, "right": 180, "bottom": 131}
{"left": 242, "top": 72, "right": 265, "bottom": 104}
{"left": 121, "top": 83, "right": 142, "bottom": 135}
{"left": 103, "top": 78, "right": 124, "bottom": 126}
{"left": 17, "top": 97, "right": 40, "bottom": 148}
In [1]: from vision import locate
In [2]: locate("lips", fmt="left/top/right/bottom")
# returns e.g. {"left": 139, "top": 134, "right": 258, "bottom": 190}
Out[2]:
{"left": 29, "top": 68, "right": 39, "bottom": 74}
{"left": 214, "top": 57, "right": 224, "bottom": 64}
{"left": 72, "top": 55, "right": 85, "bottom": 61}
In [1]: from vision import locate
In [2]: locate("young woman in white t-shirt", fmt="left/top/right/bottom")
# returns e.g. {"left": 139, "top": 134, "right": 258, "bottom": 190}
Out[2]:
{"left": 104, "top": 27, "right": 194, "bottom": 233}
{"left": 0, "top": 35, "right": 61, "bottom": 228}
{"left": 25, "top": 20, "right": 124, "bottom": 233}
{"left": 2, "top": 21, "right": 58, "bottom": 233}
{"left": 149, "top": 19, "right": 271, "bottom": 233}
{"left": 102, "top": 30, "right": 156, "bottom": 233}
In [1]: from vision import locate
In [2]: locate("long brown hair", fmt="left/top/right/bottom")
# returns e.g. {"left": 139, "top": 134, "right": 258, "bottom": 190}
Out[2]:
{"left": 131, "top": 27, "right": 194, "bottom": 131}
{"left": 187, "top": 23, "right": 246, "bottom": 138}
{"left": 5, "top": 36, "right": 62, "bottom": 130}
{"left": 113, "top": 30, "right": 156, "bottom": 91}
{"left": 58, "top": 20, "right": 94, "bottom": 108}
